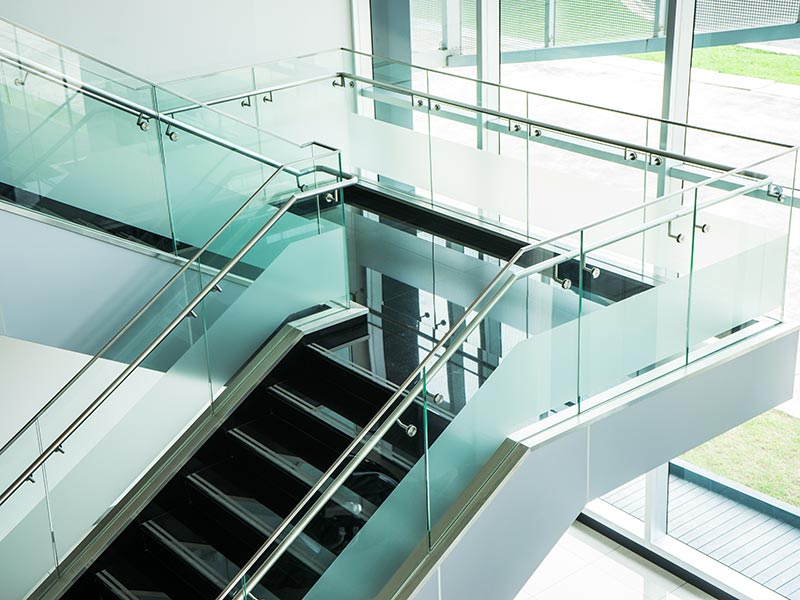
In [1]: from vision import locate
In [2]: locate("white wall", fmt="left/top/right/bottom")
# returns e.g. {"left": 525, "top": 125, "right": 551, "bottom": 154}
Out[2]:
{"left": 411, "top": 324, "right": 799, "bottom": 600}
{"left": 1, "top": 0, "right": 353, "bottom": 82}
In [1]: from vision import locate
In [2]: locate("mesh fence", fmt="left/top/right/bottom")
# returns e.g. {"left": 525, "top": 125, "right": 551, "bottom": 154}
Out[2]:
{"left": 430, "top": 0, "right": 800, "bottom": 57}
{"left": 695, "top": 0, "right": 800, "bottom": 33}
{"left": 411, "top": 0, "right": 444, "bottom": 53}
{"left": 554, "top": 0, "right": 655, "bottom": 46}
{"left": 461, "top": 0, "right": 478, "bottom": 54}
{"left": 501, "top": 0, "right": 547, "bottom": 51}
{"left": 463, "top": 0, "right": 657, "bottom": 53}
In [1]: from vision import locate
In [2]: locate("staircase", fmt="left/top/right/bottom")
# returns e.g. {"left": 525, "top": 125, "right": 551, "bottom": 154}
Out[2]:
{"left": 60, "top": 331, "right": 450, "bottom": 600}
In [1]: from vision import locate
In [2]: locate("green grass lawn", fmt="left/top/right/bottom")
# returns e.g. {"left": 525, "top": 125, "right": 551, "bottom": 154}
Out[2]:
{"left": 630, "top": 46, "right": 800, "bottom": 86}
{"left": 681, "top": 409, "right": 800, "bottom": 507}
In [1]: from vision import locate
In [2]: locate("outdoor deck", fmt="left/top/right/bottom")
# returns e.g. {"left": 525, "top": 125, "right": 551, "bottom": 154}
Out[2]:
{"left": 604, "top": 474, "right": 800, "bottom": 600}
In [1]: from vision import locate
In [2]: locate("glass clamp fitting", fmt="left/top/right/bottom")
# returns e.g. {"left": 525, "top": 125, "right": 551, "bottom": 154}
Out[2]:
{"left": 396, "top": 419, "right": 417, "bottom": 437}
{"left": 553, "top": 264, "right": 573, "bottom": 290}
{"left": 667, "top": 221, "right": 684, "bottom": 243}
{"left": 136, "top": 114, "right": 151, "bottom": 132}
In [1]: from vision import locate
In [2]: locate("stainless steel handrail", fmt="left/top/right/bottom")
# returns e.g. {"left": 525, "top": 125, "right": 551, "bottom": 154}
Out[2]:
{"left": 214, "top": 165, "right": 779, "bottom": 600}
{"left": 0, "top": 160, "right": 318, "bottom": 459}
{"left": 342, "top": 47, "right": 795, "bottom": 150}
{"left": 166, "top": 74, "right": 337, "bottom": 115}
{"left": 0, "top": 48, "right": 342, "bottom": 181}
{"left": 343, "top": 73, "right": 740, "bottom": 175}
{"left": 0, "top": 172, "right": 357, "bottom": 508}
{"left": 158, "top": 66, "right": 766, "bottom": 178}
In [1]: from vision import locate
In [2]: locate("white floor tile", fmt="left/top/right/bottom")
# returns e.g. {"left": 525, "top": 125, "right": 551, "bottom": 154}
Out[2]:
{"left": 515, "top": 523, "right": 714, "bottom": 600}
{"left": 533, "top": 563, "right": 655, "bottom": 600}
{"left": 593, "top": 546, "right": 686, "bottom": 599}
{"left": 519, "top": 545, "right": 589, "bottom": 596}
{"left": 663, "top": 583, "right": 717, "bottom": 599}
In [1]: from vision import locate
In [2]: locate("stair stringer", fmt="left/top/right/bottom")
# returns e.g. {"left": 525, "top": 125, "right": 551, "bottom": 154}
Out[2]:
{"left": 301, "top": 323, "right": 796, "bottom": 600}
{"left": 398, "top": 323, "right": 798, "bottom": 600}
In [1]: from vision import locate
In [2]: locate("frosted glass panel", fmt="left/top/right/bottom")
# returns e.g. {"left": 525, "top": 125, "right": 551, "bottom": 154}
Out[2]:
{"left": 580, "top": 226, "right": 692, "bottom": 400}
{"left": 429, "top": 129, "right": 527, "bottom": 223}
{"left": 349, "top": 114, "right": 432, "bottom": 192}
{"left": 688, "top": 191, "right": 789, "bottom": 349}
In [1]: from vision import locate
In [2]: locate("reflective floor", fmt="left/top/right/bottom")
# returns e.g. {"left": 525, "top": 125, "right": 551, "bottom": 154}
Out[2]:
{"left": 515, "top": 522, "right": 715, "bottom": 600}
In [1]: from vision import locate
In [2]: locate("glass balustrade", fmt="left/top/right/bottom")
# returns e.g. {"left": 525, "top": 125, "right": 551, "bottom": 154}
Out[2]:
{"left": 159, "top": 48, "right": 794, "bottom": 251}
{"left": 216, "top": 144, "right": 795, "bottom": 600}
{"left": 0, "top": 19, "right": 796, "bottom": 600}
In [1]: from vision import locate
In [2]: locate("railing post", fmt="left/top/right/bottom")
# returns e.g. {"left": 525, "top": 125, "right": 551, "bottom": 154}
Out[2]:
{"left": 477, "top": 0, "right": 500, "bottom": 150}
{"left": 644, "top": 464, "right": 670, "bottom": 542}
{"left": 544, "top": 0, "right": 557, "bottom": 47}
{"left": 442, "top": 0, "right": 462, "bottom": 55}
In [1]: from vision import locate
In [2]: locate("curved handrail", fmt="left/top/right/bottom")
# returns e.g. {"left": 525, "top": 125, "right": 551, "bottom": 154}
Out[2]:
{"left": 214, "top": 144, "right": 793, "bottom": 600}
{"left": 0, "top": 171, "right": 357, "bottom": 508}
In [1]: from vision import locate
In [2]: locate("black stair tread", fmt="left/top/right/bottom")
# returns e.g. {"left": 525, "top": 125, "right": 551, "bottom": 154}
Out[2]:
{"left": 267, "top": 374, "right": 445, "bottom": 463}
{"left": 187, "top": 471, "right": 335, "bottom": 576}
{"left": 273, "top": 345, "right": 392, "bottom": 418}
{"left": 267, "top": 382, "right": 415, "bottom": 477}
{"left": 228, "top": 424, "right": 377, "bottom": 520}
{"left": 301, "top": 340, "right": 458, "bottom": 431}
{"left": 141, "top": 517, "right": 279, "bottom": 600}
{"left": 95, "top": 570, "right": 173, "bottom": 600}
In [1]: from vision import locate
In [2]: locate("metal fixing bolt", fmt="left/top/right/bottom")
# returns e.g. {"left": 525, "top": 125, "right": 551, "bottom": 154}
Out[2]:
{"left": 667, "top": 221, "right": 684, "bottom": 243}
{"left": 262, "top": 91, "right": 273, "bottom": 103}
{"left": 241, "top": 96, "right": 252, "bottom": 108}
{"left": 325, "top": 192, "right": 336, "bottom": 203}
{"left": 165, "top": 125, "right": 179, "bottom": 142}
{"left": 136, "top": 114, "right": 150, "bottom": 132}
{"left": 695, "top": 223, "right": 711, "bottom": 233}
{"left": 553, "top": 264, "right": 572, "bottom": 290}
{"left": 531, "top": 128, "right": 542, "bottom": 138}
{"left": 650, "top": 155, "right": 663, "bottom": 167}
{"left": 13, "top": 71, "right": 28, "bottom": 86}
{"left": 767, "top": 184, "right": 784, "bottom": 201}
{"left": 626, "top": 149, "right": 638, "bottom": 161}
{"left": 583, "top": 265, "right": 601, "bottom": 279}
{"left": 432, "top": 393, "right": 445, "bottom": 405}
{"left": 396, "top": 419, "right": 417, "bottom": 437}
{"left": 434, "top": 103, "right": 441, "bottom": 111}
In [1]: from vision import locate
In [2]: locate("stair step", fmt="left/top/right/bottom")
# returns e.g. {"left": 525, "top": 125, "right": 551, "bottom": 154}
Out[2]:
{"left": 96, "top": 571, "right": 172, "bottom": 600}
{"left": 186, "top": 472, "right": 335, "bottom": 575}
{"left": 269, "top": 383, "right": 415, "bottom": 474}
{"left": 142, "top": 520, "right": 278, "bottom": 600}
{"left": 228, "top": 426, "right": 376, "bottom": 520}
